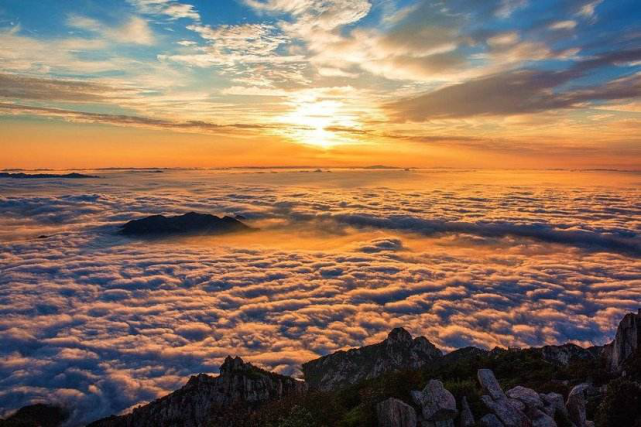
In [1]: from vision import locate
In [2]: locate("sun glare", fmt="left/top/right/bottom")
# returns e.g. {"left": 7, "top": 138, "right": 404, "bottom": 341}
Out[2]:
{"left": 279, "top": 98, "right": 359, "bottom": 148}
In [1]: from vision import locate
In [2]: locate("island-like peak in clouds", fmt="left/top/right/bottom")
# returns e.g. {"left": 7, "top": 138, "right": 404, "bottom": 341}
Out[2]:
{"left": 303, "top": 327, "right": 442, "bottom": 391}
{"left": 120, "top": 212, "right": 251, "bottom": 237}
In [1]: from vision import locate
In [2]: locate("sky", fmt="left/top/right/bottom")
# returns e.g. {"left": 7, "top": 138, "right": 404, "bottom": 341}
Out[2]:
{"left": 0, "top": 169, "right": 640, "bottom": 424}
{"left": 0, "top": 0, "right": 640, "bottom": 169}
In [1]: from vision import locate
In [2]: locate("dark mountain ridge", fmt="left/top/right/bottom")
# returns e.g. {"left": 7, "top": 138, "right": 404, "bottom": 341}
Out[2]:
{"left": 120, "top": 212, "right": 252, "bottom": 236}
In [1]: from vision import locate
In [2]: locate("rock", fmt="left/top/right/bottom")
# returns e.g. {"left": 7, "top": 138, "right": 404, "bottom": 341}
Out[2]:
{"left": 479, "top": 413, "right": 505, "bottom": 427}
{"left": 604, "top": 309, "right": 641, "bottom": 371}
{"left": 508, "top": 398, "right": 526, "bottom": 412}
{"left": 0, "top": 403, "right": 69, "bottom": 427}
{"left": 538, "top": 344, "right": 596, "bottom": 366}
{"left": 481, "top": 395, "right": 530, "bottom": 427}
{"left": 120, "top": 212, "right": 252, "bottom": 236}
{"left": 88, "top": 356, "right": 306, "bottom": 427}
{"left": 421, "top": 420, "right": 454, "bottom": 427}
{"left": 303, "top": 328, "right": 442, "bottom": 391}
{"left": 539, "top": 392, "right": 568, "bottom": 418}
{"left": 377, "top": 397, "right": 418, "bottom": 427}
{"left": 507, "top": 386, "right": 544, "bottom": 409}
{"left": 412, "top": 379, "right": 457, "bottom": 421}
{"left": 458, "top": 396, "right": 475, "bottom": 427}
{"left": 566, "top": 384, "right": 589, "bottom": 427}
{"left": 526, "top": 407, "right": 557, "bottom": 427}
{"left": 478, "top": 369, "right": 507, "bottom": 400}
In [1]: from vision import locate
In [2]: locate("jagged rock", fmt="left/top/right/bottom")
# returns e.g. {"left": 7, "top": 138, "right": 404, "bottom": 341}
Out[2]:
{"left": 525, "top": 407, "right": 557, "bottom": 427}
{"left": 421, "top": 420, "right": 454, "bottom": 427}
{"left": 566, "top": 384, "right": 589, "bottom": 427}
{"left": 538, "top": 344, "right": 597, "bottom": 367}
{"left": 539, "top": 392, "right": 568, "bottom": 419}
{"left": 507, "top": 386, "right": 544, "bottom": 409}
{"left": 0, "top": 403, "right": 69, "bottom": 426}
{"left": 376, "top": 397, "right": 418, "bottom": 427}
{"left": 120, "top": 212, "right": 251, "bottom": 236}
{"left": 604, "top": 309, "right": 641, "bottom": 371}
{"left": 458, "top": 396, "right": 475, "bottom": 427}
{"left": 88, "top": 356, "right": 306, "bottom": 427}
{"left": 411, "top": 379, "right": 457, "bottom": 422}
{"left": 479, "top": 413, "right": 505, "bottom": 427}
{"left": 508, "top": 398, "right": 526, "bottom": 412}
{"left": 478, "top": 369, "right": 507, "bottom": 401}
{"left": 303, "top": 328, "right": 442, "bottom": 391}
{"left": 481, "top": 395, "right": 531, "bottom": 427}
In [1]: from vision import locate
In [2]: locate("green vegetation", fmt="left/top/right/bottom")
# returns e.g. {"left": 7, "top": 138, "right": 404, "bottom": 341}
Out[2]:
{"left": 237, "top": 348, "right": 619, "bottom": 427}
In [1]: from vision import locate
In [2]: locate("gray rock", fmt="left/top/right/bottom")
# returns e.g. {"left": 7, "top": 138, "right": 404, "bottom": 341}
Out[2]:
{"left": 478, "top": 369, "right": 507, "bottom": 400}
{"left": 508, "top": 398, "right": 526, "bottom": 412}
{"left": 303, "top": 327, "right": 442, "bottom": 391}
{"left": 89, "top": 356, "right": 306, "bottom": 427}
{"left": 412, "top": 379, "right": 458, "bottom": 421}
{"left": 539, "top": 392, "right": 568, "bottom": 418}
{"left": 420, "top": 420, "right": 454, "bottom": 427}
{"left": 377, "top": 398, "right": 418, "bottom": 427}
{"left": 479, "top": 413, "right": 505, "bottom": 427}
{"left": 481, "top": 395, "right": 530, "bottom": 427}
{"left": 458, "top": 396, "right": 475, "bottom": 427}
{"left": 604, "top": 309, "right": 641, "bottom": 372}
{"left": 566, "top": 384, "right": 589, "bottom": 427}
{"left": 526, "top": 407, "right": 557, "bottom": 427}
{"left": 507, "top": 386, "right": 544, "bottom": 409}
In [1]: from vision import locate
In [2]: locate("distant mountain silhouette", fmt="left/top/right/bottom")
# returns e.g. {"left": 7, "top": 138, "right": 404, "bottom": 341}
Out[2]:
{"left": 120, "top": 212, "right": 252, "bottom": 236}
{"left": 0, "top": 172, "right": 98, "bottom": 179}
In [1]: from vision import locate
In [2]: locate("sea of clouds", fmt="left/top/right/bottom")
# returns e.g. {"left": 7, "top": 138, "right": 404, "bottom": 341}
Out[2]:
{"left": 1, "top": 169, "right": 640, "bottom": 424}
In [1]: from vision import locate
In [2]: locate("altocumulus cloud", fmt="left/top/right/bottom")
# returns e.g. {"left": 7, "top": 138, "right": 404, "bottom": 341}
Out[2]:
{"left": 0, "top": 169, "right": 640, "bottom": 424}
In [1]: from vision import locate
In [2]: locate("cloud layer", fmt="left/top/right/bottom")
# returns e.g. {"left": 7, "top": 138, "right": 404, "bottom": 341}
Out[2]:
{"left": 1, "top": 169, "right": 640, "bottom": 424}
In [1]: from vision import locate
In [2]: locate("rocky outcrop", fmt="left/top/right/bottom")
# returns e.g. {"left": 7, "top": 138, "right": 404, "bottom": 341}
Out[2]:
{"left": 376, "top": 398, "right": 418, "bottom": 427}
{"left": 458, "top": 396, "right": 475, "bottom": 427}
{"left": 303, "top": 327, "right": 442, "bottom": 391}
{"left": 479, "top": 413, "right": 504, "bottom": 427}
{"left": 477, "top": 369, "right": 530, "bottom": 427}
{"left": 88, "top": 356, "right": 305, "bottom": 427}
{"left": 411, "top": 379, "right": 458, "bottom": 425}
{"left": 0, "top": 403, "right": 69, "bottom": 427}
{"left": 537, "top": 343, "right": 599, "bottom": 366}
{"left": 120, "top": 212, "right": 251, "bottom": 236}
{"left": 604, "top": 309, "right": 641, "bottom": 371}
{"left": 566, "top": 384, "right": 589, "bottom": 427}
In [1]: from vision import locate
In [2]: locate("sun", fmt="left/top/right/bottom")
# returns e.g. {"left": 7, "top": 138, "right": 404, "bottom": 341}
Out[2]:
{"left": 278, "top": 98, "right": 359, "bottom": 148}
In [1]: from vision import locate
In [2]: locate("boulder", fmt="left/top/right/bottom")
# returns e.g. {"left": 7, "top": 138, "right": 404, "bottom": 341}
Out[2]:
{"left": 508, "top": 398, "right": 526, "bottom": 412}
{"left": 479, "top": 413, "right": 505, "bottom": 427}
{"left": 481, "top": 396, "right": 531, "bottom": 427}
{"left": 539, "top": 392, "right": 568, "bottom": 419}
{"left": 526, "top": 407, "right": 557, "bottom": 427}
{"left": 507, "top": 386, "right": 544, "bottom": 409}
{"left": 377, "top": 398, "right": 418, "bottom": 427}
{"left": 566, "top": 384, "right": 589, "bottom": 427}
{"left": 412, "top": 380, "right": 458, "bottom": 421}
{"left": 478, "top": 369, "right": 507, "bottom": 400}
{"left": 604, "top": 309, "right": 641, "bottom": 371}
{"left": 458, "top": 396, "right": 475, "bottom": 427}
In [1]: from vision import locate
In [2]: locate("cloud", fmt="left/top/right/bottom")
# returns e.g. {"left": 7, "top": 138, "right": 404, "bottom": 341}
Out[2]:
{"left": 386, "top": 49, "right": 641, "bottom": 121}
{"left": 0, "top": 103, "right": 284, "bottom": 136}
{"left": 128, "top": 0, "right": 200, "bottom": 21}
{"left": 68, "top": 15, "right": 155, "bottom": 45}
{"left": 0, "top": 74, "right": 128, "bottom": 102}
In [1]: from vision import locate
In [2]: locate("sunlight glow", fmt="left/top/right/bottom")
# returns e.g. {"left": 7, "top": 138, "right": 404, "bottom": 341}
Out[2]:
{"left": 279, "top": 98, "right": 360, "bottom": 148}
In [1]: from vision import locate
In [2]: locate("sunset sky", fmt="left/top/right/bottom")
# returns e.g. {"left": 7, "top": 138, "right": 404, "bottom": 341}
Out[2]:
{"left": 1, "top": 0, "right": 640, "bottom": 168}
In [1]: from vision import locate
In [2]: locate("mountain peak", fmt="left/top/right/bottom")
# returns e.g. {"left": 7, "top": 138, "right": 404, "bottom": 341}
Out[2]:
{"left": 387, "top": 327, "right": 413, "bottom": 344}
